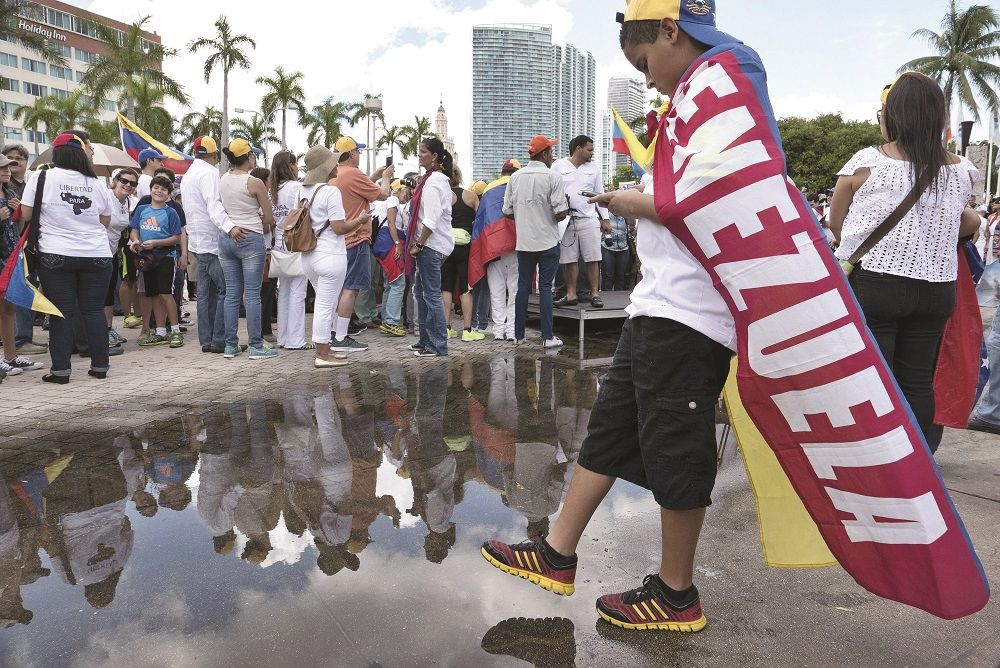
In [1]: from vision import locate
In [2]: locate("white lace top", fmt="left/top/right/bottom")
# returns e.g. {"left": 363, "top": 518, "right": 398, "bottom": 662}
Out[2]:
{"left": 835, "top": 147, "right": 979, "bottom": 281}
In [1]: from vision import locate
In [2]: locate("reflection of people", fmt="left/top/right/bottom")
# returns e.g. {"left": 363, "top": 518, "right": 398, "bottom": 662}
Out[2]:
{"left": 230, "top": 402, "right": 281, "bottom": 565}
{"left": 0, "top": 483, "right": 32, "bottom": 626}
{"left": 39, "top": 443, "right": 134, "bottom": 609}
{"left": 196, "top": 412, "right": 242, "bottom": 555}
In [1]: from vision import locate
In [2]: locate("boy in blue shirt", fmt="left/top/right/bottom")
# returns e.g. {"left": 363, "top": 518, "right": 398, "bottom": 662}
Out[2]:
{"left": 130, "top": 175, "right": 183, "bottom": 348}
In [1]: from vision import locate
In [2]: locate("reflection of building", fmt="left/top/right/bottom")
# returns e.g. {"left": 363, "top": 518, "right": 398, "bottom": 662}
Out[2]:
{"left": 552, "top": 44, "right": 596, "bottom": 161}
{"left": 601, "top": 77, "right": 646, "bottom": 185}
{"left": 471, "top": 24, "right": 596, "bottom": 180}
{"left": 0, "top": 0, "right": 162, "bottom": 160}
{"left": 434, "top": 99, "right": 458, "bottom": 169}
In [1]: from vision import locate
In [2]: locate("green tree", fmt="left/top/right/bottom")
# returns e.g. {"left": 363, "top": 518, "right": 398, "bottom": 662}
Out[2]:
{"left": 12, "top": 98, "right": 57, "bottom": 157}
{"left": 190, "top": 16, "right": 256, "bottom": 164}
{"left": 177, "top": 107, "right": 223, "bottom": 149}
{"left": 777, "top": 113, "right": 884, "bottom": 192}
{"left": 81, "top": 16, "right": 187, "bottom": 122}
{"left": 46, "top": 91, "right": 100, "bottom": 135}
{"left": 0, "top": 0, "right": 69, "bottom": 138}
{"left": 122, "top": 79, "right": 175, "bottom": 143}
{"left": 302, "top": 98, "right": 353, "bottom": 149}
{"left": 256, "top": 66, "right": 306, "bottom": 150}
{"left": 231, "top": 115, "right": 279, "bottom": 161}
{"left": 401, "top": 115, "right": 433, "bottom": 158}
{"left": 82, "top": 119, "right": 119, "bottom": 146}
{"left": 378, "top": 125, "right": 411, "bottom": 161}
{"left": 899, "top": 1, "right": 1000, "bottom": 123}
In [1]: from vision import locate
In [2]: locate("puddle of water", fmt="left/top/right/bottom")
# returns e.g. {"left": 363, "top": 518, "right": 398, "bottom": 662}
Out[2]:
{"left": 0, "top": 357, "right": 731, "bottom": 667}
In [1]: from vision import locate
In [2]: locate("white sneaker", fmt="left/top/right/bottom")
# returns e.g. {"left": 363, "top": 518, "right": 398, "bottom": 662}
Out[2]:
{"left": 0, "top": 359, "right": 22, "bottom": 376}
{"left": 543, "top": 337, "right": 564, "bottom": 348}
{"left": 6, "top": 356, "right": 44, "bottom": 372}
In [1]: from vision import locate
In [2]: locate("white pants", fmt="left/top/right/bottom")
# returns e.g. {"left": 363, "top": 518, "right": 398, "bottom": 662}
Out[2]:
{"left": 302, "top": 250, "right": 346, "bottom": 345}
{"left": 487, "top": 251, "right": 518, "bottom": 339}
{"left": 276, "top": 274, "right": 308, "bottom": 348}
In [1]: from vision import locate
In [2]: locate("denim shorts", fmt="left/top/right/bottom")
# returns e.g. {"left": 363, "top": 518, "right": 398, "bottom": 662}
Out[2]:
{"left": 577, "top": 316, "right": 733, "bottom": 510}
{"left": 344, "top": 243, "right": 372, "bottom": 290}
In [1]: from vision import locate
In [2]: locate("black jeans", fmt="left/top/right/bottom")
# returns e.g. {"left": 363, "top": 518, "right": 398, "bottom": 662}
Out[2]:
{"left": 260, "top": 278, "right": 276, "bottom": 336}
{"left": 850, "top": 267, "right": 956, "bottom": 452}
{"left": 601, "top": 247, "right": 630, "bottom": 291}
{"left": 38, "top": 253, "right": 113, "bottom": 376}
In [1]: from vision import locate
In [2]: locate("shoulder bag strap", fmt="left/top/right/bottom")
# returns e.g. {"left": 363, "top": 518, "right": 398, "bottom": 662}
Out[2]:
{"left": 848, "top": 169, "right": 932, "bottom": 267}
{"left": 309, "top": 185, "right": 331, "bottom": 239}
{"left": 26, "top": 168, "right": 47, "bottom": 251}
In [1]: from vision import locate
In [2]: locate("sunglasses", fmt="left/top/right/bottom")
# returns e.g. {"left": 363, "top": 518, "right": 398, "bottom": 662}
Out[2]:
{"left": 118, "top": 178, "right": 138, "bottom": 187}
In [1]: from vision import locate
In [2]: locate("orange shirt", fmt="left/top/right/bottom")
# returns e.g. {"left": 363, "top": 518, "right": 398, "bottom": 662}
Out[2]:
{"left": 329, "top": 165, "right": 383, "bottom": 248}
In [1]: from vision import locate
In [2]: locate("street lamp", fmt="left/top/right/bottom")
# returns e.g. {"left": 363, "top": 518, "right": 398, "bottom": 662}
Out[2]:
{"left": 363, "top": 96, "right": 383, "bottom": 173}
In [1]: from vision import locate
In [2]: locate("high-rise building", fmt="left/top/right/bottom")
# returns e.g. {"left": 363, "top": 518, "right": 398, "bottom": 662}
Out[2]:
{"left": 472, "top": 24, "right": 556, "bottom": 181}
{"left": 552, "top": 44, "right": 596, "bottom": 160}
{"left": 0, "top": 0, "right": 161, "bottom": 161}
{"left": 601, "top": 76, "right": 646, "bottom": 184}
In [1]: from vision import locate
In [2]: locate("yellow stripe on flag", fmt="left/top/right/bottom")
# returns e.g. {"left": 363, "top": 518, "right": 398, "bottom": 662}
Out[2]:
{"left": 723, "top": 359, "right": 837, "bottom": 568}
{"left": 116, "top": 113, "right": 188, "bottom": 161}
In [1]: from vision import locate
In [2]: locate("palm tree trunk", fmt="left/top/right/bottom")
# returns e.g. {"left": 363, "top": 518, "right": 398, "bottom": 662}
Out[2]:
{"left": 32, "top": 126, "right": 40, "bottom": 157}
{"left": 221, "top": 70, "right": 230, "bottom": 171}
{"left": 127, "top": 96, "right": 135, "bottom": 123}
{"left": 281, "top": 108, "right": 287, "bottom": 150}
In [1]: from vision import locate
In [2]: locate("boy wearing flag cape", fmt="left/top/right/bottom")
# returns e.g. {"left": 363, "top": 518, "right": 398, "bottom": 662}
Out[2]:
{"left": 482, "top": 0, "right": 989, "bottom": 632}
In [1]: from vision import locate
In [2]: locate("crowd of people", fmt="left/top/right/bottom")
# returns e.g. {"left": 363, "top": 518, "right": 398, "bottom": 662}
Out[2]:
{"left": 0, "top": 124, "right": 644, "bottom": 379}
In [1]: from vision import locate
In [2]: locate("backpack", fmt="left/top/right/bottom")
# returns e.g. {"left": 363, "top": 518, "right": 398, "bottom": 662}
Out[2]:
{"left": 283, "top": 185, "right": 330, "bottom": 253}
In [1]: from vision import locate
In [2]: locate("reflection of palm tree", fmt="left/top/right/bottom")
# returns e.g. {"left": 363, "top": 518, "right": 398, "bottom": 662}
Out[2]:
{"left": 256, "top": 67, "right": 306, "bottom": 150}
{"left": 302, "top": 98, "right": 353, "bottom": 149}
{"left": 189, "top": 16, "right": 256, "bottom": 159}
{"left": 899, "top": 0, "right": 1000, "bottom": 123}
{"left": 81, "top": 16, "right": 188, "bottom": 123}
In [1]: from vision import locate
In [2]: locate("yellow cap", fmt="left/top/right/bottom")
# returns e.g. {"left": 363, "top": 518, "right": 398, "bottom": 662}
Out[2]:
{"left": 623, "top": 0, "right": 682, "bottom": 22}
{"left": 193, "top": 136, "right": 218, "bottom": 154}
{"left": 334, "top": 136, "right": 366, "bottom": 153}
{"left": 470, "top": 181, "right": 488, "bottom": 197}
{"left": 227, "top": 138, "right": 253, "bottom": 158}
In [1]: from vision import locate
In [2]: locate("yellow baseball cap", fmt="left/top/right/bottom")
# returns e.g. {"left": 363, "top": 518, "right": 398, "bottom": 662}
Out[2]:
{"left": 470, "top": 181, "right": 488, "bottom": 196}
{"left": 619, "top": 0, "right": 738, "bottom": 48}
{"left": 334, "top": 136, "right": 366, "bottom": 152}
{"left": 193, "top": 136, "right": 218, "bottom": 155}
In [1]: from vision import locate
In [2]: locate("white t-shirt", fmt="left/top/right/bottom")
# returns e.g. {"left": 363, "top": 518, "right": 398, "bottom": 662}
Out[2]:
{"left": 626, "top": 174, "right": 736, "bottom": 350}
{"left": 107, "top": 193, "right": 135, "bottom": 254}
{"left": 273, "top": 180, "right": 302, "bottom": 249}
{"left": 23, "top": 168, "right": 115, "bottom": 257}
{"left": 835, "top": 147, "right": 979, "bottom": 281}
{"left": 551, "top": 157, "right": 604, "bottom": 218}
{"left": 372, "top": 194, "right": 405, "bottom": 231}
{"left": 136, "top": 173, "right": 153, "bottom": 200}
{"left": 301, "top": 184, "right": 347, "bottom": 255}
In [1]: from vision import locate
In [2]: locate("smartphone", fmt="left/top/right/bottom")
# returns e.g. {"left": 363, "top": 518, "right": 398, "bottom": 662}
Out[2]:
{"left": 579, "top": 190, "right": 600, "bottom": 198}
{"left": 385, "top": 156, "right": 393, "bottom": 167}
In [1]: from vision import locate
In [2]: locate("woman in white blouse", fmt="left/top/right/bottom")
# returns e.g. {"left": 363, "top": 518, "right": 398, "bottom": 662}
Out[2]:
{"left": 407, "top": 137, "right": 455, "bottom": 358}
{"left": 829, "top": 72, "right": 981, "bottom": 452}
{"left": 266, "top": 151, "right": 308, "bottom": 350}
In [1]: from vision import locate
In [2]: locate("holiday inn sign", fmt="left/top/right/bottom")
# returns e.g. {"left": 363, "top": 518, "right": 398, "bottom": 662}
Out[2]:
{"left": 17, "top": 19, "right": 68, "bottom": 42}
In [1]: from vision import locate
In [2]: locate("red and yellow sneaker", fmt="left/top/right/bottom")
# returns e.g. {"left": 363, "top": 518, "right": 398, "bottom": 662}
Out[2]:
{"left": 596, "top": 575, "right": 707, "bottom": 632}
{"left": 481, "top": 539, "right": 577, "bottom": 596}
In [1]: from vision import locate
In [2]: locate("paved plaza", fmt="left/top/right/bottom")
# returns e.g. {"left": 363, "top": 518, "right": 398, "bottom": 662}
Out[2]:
{"left": 0, "top": 312, "right": 997, "bottom": 667}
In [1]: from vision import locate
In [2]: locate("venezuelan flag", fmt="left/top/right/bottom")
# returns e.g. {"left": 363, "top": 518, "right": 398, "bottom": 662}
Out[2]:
{"left": 0, "top": 228, "right": 62, "bottom": 317}
{"left": 611, "top": 105, "right": 665, "bottom": 180}
{"left": 468, "top": 176, "right": 517, "bottom": 287}
{"left": 117, "top": 113, "right": 193, "bottom": 176}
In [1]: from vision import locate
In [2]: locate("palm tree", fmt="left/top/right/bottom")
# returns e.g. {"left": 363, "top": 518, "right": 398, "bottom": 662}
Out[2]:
{"left": 302, "top": 98, "right": 353, "bottom": 149}
{"left": 1, "top": 0, "right": 69, "bottom": 140}
{"left": 12, "top": 98, "right": 57, "bottom": 156}
{"left": 122, "top": 79, "right": 176, "bottom": 143}
{"left": 190, "top": 16, "right": 256, "bottom": 166}
{"left": 256, "top": 67, "right": 306, "bottom": 150}
{"left": 899, "top": 1, "right": 1000, "bottom": 123}
{"left": 81, "top": 16, "right": 187, "bottom": 122}
{"left": 401, "top": 115, "right": 433, "bottom": 158}
{"left": 378, "top": 125, "right": 411, "bottom": 162}
{"left": 82, "top": 119, "right": 119, "bottom": 146}
{"left": 177, "top": 107, "right": 223, "bottom": 150}
{"left": 231, "top": 116, "right": 279, "bottom": 161}
{"left": 47, "top": 91, "right": 100, "bottom": 134}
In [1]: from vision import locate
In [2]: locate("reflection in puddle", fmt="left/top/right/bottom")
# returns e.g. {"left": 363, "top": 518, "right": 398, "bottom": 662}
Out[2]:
{"left": 2, "top": 357, "right": 634, "bottom": 664}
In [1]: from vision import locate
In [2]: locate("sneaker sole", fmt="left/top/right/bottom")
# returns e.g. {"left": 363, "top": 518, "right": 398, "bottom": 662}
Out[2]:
{"left": 331, "top": 347, "right": 369, "bottom": 353}
{"left": 596, "top": 607, "right": 706, "bottom": 633}
{"left": 139, "top": 341, "right": 169, "bottom": 347}
{"left": 480, "top": 547, "right": 575, "bottom": 596}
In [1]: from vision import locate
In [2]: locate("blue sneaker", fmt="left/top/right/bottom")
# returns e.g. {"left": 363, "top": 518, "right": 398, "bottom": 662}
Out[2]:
{"left": 248, "top": 345, "right": 278, "bottom": 360}
{"left": 223, "top": 345, "right": 243, "bottom": 358}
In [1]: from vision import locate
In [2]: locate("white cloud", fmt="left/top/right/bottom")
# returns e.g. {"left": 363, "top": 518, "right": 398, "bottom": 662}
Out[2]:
{"left": 85, "top": 0, "right": 576, "bottom": 180}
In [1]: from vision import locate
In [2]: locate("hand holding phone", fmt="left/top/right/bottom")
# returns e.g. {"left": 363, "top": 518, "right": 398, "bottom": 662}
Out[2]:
{"left": 579, "top": 190, "right": 601, "bottom": 199}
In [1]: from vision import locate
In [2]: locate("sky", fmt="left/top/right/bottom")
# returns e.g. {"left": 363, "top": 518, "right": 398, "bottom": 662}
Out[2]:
{"left": 70, "top": 0, "right": 996, "bottom": 178}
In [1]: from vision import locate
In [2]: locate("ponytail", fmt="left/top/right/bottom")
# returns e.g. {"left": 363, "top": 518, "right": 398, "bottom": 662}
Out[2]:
{"left": 421, "top": 137, "right": 454, "bottom": 180}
